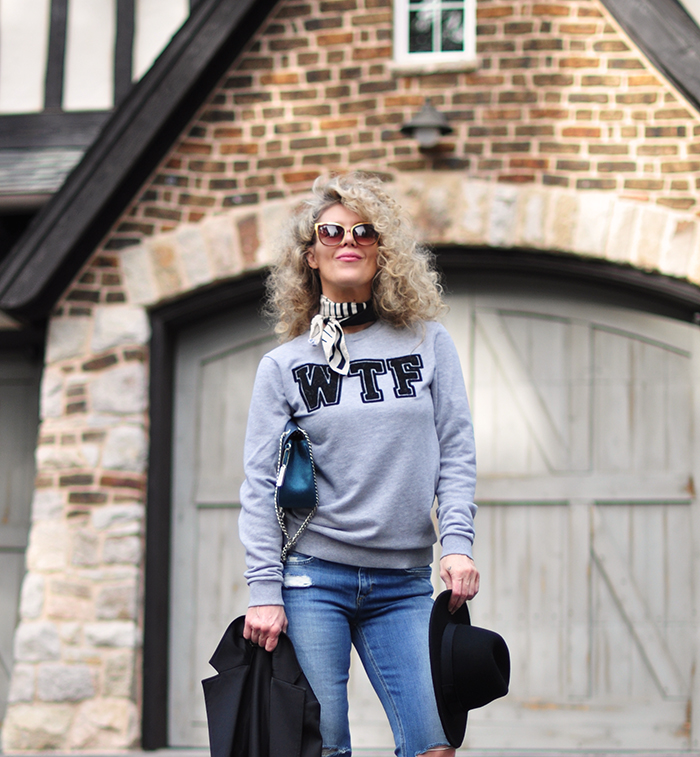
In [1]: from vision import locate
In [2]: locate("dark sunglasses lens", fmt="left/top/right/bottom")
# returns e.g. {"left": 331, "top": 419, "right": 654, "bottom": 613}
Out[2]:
{"left": 318, "top": 224, "right": 344, "bottom": 245}
{"left": 353, "top": 224, "right": 378, "bottom": 245}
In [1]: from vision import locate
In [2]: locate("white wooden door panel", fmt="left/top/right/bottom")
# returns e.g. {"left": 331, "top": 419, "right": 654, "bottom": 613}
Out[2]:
{"left": 0, "top": 355, "right": 39, "bottom": 728}
{"left": 170, "top": 288, "right": 699, "bottom": 750}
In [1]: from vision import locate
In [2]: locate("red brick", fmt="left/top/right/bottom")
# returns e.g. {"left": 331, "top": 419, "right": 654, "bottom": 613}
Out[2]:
{"left": 560, "top": 23, "right": 598, "bottom": 35}
{"left": 220, "top": 143, "right": 259, "bottom": 155}
{"left": 352, "top": 46, "right": 391, "bottom": 60}
{"left": 661, "top": 161, "right": 700, "bottom": 173}
{"left": 562, "top": 126, "right": 601, "bottom": 138}
{"left": 533, "top": 4, "right": 571, "bottom": 16}
{"left": 477, "top": 5, "right": 514, "bottom": 18}
{"left": 559, "top": 57, "right": 599, "bottom": 68}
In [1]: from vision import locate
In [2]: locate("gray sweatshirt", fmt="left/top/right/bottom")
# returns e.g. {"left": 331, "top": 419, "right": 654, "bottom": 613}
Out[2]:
{"left": 239, "top": 319, "right": 477, "bottom": 607}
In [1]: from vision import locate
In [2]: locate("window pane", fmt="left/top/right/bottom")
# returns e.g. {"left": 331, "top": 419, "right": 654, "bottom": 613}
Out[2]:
{"left": 409, "top": 5, "right": 434, "bottom": 53}
{"left": 441, "top": 8, "right": 464, "bottom": 52}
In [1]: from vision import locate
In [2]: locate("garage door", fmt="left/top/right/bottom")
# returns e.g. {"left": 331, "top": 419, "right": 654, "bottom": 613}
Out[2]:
{"left": 0, "top": 351, "right": 40, "bottom": 728}
{"left": 169, "top": 283, "right": 699, "bottom": 750}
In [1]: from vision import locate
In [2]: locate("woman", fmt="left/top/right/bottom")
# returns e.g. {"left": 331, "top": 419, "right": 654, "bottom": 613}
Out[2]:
{"left": 239, "top": 172, "right": 479, "bottom": 757}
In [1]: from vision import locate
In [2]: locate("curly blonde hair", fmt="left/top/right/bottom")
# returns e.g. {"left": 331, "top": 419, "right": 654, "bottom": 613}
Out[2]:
{"left": 265, "top": 172, "right": 446, "bottom": 340}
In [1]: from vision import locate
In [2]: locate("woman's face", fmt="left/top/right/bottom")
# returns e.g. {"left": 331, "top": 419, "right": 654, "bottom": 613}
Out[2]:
{"left": 306, "top": 203, "right": 379, "bottom": 303}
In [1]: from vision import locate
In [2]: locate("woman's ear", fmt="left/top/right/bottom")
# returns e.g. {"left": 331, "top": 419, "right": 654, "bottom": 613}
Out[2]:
{"left": 306, "top": 248, "right": 319, "bottom": 269}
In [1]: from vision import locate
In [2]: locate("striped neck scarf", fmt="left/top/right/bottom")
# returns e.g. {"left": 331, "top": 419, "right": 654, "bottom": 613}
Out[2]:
{"left": 309, "top": 295, "right": 375, "bottom": 375}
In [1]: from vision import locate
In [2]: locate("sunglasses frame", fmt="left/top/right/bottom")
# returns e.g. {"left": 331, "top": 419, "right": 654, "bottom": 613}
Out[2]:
{"left": 313, "top": 221, "right": 379, "bottom": 247}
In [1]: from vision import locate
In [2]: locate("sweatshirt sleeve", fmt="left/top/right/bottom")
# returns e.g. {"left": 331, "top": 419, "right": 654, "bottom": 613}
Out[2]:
{"left": 238, "top": 355, "right": 292, "bottom": 606}
{"left": 431, "top": 325, "right": 478, "bottom": 559}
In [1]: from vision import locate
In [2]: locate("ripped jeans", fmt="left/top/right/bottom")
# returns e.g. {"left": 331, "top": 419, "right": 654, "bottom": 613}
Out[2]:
{"left": 282, "top": 553, "right": 450, "bottom": 757}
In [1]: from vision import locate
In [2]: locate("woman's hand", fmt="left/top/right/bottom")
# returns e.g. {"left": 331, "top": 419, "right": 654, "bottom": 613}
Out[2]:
{"left": 244, "top": 605, "right": 288, "bottom": 652}
{"left": 440, "top": 554, "right": 480, "bottom": 613}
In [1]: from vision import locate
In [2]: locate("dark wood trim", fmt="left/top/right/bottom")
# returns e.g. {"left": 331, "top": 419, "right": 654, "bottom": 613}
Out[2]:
{"left": 44, "top": 0, "right": 69, "bottom": 111}
{"left": 0, "top": 0, "right": 280, "bottom": 321}
{"left": 115, "top": 0, "right": 135, "bottom": 106}
{"left": 142, "top": 271, "right": 266, "bottom": 749}
{"left": 600, "top": 0, "right": 700, "bottom": 114}
{"left": 0, "top": 112, "right": 111, "bottom": 149}
{"left": 436, "top": 246, "right": 700, "bottom": 324}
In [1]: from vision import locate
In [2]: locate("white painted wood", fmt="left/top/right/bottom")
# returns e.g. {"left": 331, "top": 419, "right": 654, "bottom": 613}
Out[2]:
{"left": 63, "top": 0, "right": 116, "bottom": 111}
{"left": 170, "top": 286, "right": 699, "bottom": 750}
{"left": 133, "top": 0, "right": 188, "bottom": 80}
{"left": 592, "top": 505, "right": 687, "bottom": 698}
{"left": 0, "top": 0, "right": 51, "bottom": 114}
{"left": 0, "top": 354, "right": 39, "bottom": 726}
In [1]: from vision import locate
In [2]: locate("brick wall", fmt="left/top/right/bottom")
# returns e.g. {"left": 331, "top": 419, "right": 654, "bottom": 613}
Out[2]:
{"left": 58, "top": 0, "right": 700, "bottom": 314}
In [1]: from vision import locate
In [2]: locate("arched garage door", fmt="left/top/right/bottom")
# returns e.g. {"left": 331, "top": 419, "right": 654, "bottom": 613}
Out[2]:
{"left": 168, "top": 279, "right": 700, "bottom": 750}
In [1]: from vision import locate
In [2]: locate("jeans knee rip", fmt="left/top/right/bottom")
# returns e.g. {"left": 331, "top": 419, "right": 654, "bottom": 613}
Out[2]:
{"left": 321, "top": 748, "right": 350, "bottom": 757}
{"left": 283, "top": 573, "right": 313, "bottom": 588}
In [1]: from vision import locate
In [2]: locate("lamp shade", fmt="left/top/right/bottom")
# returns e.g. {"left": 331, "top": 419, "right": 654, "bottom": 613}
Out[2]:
{"left": 401, "top": 99, "right": 453, "bottom": 148}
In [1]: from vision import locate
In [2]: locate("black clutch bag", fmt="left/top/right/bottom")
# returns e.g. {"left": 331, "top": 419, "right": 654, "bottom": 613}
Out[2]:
{"left": 274, "top": 420, "right": 318, "bottom": 561}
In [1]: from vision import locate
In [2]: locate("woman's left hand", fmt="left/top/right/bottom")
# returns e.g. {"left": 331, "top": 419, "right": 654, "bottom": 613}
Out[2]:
{"left": 440, "top": 554, "right": 480, "bottom": 613}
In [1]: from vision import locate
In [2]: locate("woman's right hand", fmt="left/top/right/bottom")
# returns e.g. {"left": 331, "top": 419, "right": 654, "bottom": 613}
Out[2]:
{"left": 243, "top": 605, "right": 288, "bottom": 652}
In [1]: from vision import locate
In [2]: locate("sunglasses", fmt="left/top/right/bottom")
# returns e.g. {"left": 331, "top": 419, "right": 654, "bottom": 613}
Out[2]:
{"left": 314, "top": 222, "right": 379, "bottom": 247}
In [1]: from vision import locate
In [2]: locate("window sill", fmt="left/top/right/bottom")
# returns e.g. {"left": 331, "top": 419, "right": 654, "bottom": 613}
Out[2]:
{"left": 388, "top": 57, "right": 479, "bottom": 76}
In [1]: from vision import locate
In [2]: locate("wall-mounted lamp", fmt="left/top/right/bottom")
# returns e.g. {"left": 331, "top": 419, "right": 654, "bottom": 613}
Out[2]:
{"left": 400, "top": 98, "right": 453, "bottom": 148}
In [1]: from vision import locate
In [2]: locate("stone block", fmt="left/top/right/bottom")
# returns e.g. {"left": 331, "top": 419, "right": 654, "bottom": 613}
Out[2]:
{"left": 518, "top": 188, "right": 547, "bottom": 248}
{"left": 488, "top": 184, "right": 519, "bottom": 247}
{"left": 46, "top": 317, "right": 91, "bottom": 364}
{"left": 96, "top": 585, "right": 137, "bottom": 620}
{"left": 121, "top": 242, "right": 158, "bottom": 306}
{"left": 258, "top": 201, "right": 296, "bottom": 266}
{"left": 103, "top": 535, "right": 142, "bottom": 565}
{"left": 19, "top": 573, "right": 45, "bottom": 619}
{"left": 663, "top": 219, "right": 697, "bottom": 277}
{"left": 31, "top": 489, "right": 64, "bottom": 521}
{"left": 40, "top": 367, "right": 64, "bottom": 419}
{"left": 102, "top": 424, "right": 148, "bottom": 472}
{"left": 68, "top": 697, "right": 139, "bottom": 749}
{"left": 458, "top": 180, "right": 490, "bottom": 242}
{"left": 7, "top": 664, "right": 35, "bottom": 703}
{"left": 46, "top": 580, "right": 93, "bottom": 620}
{"left": 91, "top": 363, "right": 147, "bottom": 414}
{"left": 635, "top": 206, "right": 669, "bottom": 270}
{"left": 92, "top": 503, "right": 144, "bottom": 532}
{"left": 26, "top": 521, "right": 67, "bottom": 572}
{"left": 71, "top": 530, "right": 100, "bottom": 567}
{"left": 14, "top": 621, "right": 61, "bottom": 662}
{"left": 36, "top": 442, "right": 93, "bottom": 470}
{"left": 203, "top": 213, "right": 243, "bottom": 277}
{"left": 548, "top": 192, "right": 578, "bottom": 251}
{"left": 84, "top": 621, "right": 140, "bottom": 648}
{"left": 177, "top": 225, "right": 214, "bottom": 288}
{"left": 2, "top": 703, "right": 74, "bottom": 750}
{"left": 573, "top": 192, "right": 614, "bottom": 256}
{"left": 103, "top": 652, "right": 134, "bottom": 698}
{"left": 149, "top": 236, "right": 185, "bottom": 299}
{"left": 37, "top": 663, "right": 95, "bottom": 702}
{"left": 606, "top": 200, "right": 639, "bottom": 264}
{"left": 91, "top": 305, "right": 150, "bottom": 353}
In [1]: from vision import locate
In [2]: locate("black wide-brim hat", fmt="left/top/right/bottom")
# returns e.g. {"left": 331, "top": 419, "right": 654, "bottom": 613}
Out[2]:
{"left": 429, "top": 591, "right": 510, "bottom": 748}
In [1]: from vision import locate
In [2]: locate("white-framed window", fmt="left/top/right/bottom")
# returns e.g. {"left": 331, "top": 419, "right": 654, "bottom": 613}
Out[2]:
{"left": 393, "top": 0, "right": 476, "bottom": 69}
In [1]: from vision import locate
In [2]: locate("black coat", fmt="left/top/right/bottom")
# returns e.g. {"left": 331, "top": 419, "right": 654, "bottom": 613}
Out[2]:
{"left": 202, "top": 616, "right": 322, "bottom": 757}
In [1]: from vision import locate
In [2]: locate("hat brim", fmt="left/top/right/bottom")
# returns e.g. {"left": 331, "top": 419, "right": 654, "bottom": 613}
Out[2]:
{"left": 429, "top": 590, "right": 471, "bottom": 748}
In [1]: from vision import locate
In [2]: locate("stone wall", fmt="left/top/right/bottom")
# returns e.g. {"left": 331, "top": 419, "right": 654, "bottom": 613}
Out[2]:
{"left": 2, "top": 307, "right": 148, "bottom": 750}
{"left": 5, "top": 0, "right": 700, "bottom": 750}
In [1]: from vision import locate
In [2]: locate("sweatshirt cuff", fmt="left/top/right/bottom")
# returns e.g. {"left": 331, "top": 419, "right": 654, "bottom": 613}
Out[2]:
{"left": 441, "top": 535, "right": 473, "bottom": 561}
{"left": 248, "top": 579, "right": 284, "bottom": 607}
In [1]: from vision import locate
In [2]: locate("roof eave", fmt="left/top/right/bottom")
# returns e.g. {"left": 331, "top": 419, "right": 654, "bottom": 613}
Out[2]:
{"left": 0, "top": 0, "right": 279, "bottom": 320}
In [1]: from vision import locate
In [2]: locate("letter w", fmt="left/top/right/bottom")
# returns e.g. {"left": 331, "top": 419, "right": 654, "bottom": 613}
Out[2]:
{"left": 292, "top": 363, "right": 342, "bottom": 412}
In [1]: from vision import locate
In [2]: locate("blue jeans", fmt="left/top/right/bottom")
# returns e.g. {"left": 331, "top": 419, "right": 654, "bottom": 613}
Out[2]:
{"left": 282, "top": 553, "right": 449, "bottom": 757}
